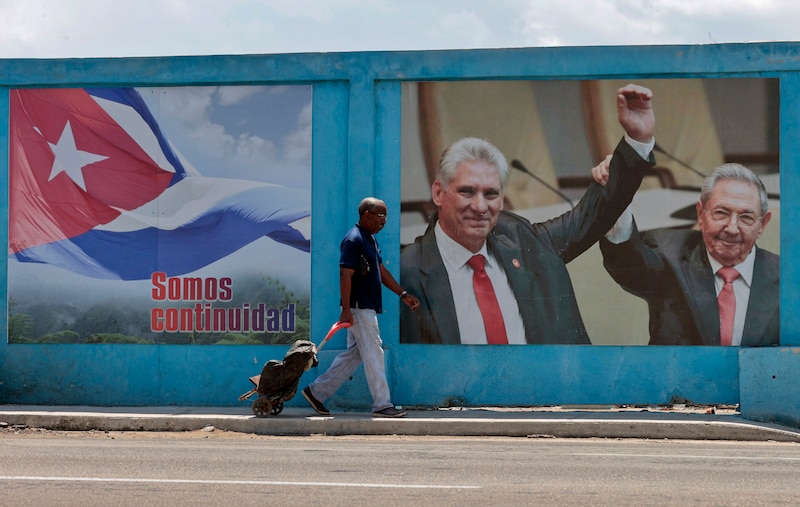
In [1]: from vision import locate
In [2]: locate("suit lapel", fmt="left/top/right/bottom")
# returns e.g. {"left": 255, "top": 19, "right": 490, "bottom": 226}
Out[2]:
{"left": 742, "top": 248, "right": 780, "bottom": 345}
{"left": 489, "top": 233, "right": 529, "bottom": 291}
{"left": 488, "top": 231, "right": 539, "bottom": 340}
{"left": 419, "top": 229, "right": 461, "bottom": 344}
{"left": 680, "top": 240, "right": 720, "bottom": 345}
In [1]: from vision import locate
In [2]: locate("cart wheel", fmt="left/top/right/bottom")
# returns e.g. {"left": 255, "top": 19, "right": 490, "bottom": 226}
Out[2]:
{"left": 252, "top": 397, "right": 273, "bottom": 418}
{"left": 271, "top": 401, "right": 284, "bottom": 416}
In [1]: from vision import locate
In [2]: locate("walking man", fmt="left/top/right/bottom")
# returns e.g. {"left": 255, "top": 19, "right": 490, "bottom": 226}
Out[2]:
{"left": 303, "top": 197, "right": 420, "bottom": 417}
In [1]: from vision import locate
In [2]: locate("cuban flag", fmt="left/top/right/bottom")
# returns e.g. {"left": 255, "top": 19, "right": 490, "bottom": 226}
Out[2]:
{"left": 9, "top": 87, "right": 311, "bottom": 280}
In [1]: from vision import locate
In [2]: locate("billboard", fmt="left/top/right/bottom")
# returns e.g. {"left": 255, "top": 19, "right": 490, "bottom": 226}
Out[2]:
{"left": 8, "top": 85, "right": 312, "bottom": 345}
{"left": 399, "top": 78, "right": 779, "bottom": 346}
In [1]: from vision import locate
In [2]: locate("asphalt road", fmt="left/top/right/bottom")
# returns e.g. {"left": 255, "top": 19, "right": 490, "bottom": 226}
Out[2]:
{"left": 2, "top": 429, "right": 800, "bottom": 506}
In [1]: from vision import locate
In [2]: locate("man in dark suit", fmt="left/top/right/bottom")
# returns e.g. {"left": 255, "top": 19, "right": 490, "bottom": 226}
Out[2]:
{"left": 400, "top": 84, "right": 657, "bottom": 344}
{"left": 598, "top": 163, "right": 778, "bottom": 346}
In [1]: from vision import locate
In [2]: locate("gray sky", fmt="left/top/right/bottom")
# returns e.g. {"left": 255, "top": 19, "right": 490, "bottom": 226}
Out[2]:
{"left": 2, "top": 0, "right": 799, "bottom": 59}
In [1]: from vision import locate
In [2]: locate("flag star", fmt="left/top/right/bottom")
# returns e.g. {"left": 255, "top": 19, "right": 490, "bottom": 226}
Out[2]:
{"left": 48, "top": 120, "right": 108, "bottom": 191}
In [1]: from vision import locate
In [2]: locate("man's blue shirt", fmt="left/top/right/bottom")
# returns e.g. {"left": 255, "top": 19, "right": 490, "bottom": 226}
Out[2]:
{"left": 340, "top": 224, "right": 383, "bottom": 313}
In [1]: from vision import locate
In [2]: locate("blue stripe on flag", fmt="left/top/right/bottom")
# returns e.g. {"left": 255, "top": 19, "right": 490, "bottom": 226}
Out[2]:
{"left": 13, "top": 185, "right": 310, "bottom": 280}
{"left": 86, "top": 87, "right": 187, "bottom": 183}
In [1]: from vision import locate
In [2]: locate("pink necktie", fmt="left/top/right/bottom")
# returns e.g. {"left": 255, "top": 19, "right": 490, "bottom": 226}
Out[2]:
{"left": 467, "top": 254, "right": 508, "bottom": 345}
{"left": 717, "top": 267, "right": 740, "bottom": 346}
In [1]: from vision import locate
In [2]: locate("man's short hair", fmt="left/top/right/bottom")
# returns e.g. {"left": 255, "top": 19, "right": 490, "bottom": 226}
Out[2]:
{"left": 700, "top": 163, "right": 769, "bottom": 216}
{"left": 358, "top": 197, "right": 385, "bottom": 216}
{"left": 437, "top": 137, "right": 509, "bottom": 187}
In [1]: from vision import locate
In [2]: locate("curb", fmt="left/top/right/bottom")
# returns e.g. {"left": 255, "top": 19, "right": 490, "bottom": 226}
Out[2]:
{"left": 2, "top": 406, "right": 800, "bottom": 442}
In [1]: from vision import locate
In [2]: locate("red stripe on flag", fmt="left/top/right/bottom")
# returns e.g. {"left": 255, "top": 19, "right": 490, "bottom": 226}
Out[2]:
{"left": 9, "top": 88, "right": 174, "bottom": 252}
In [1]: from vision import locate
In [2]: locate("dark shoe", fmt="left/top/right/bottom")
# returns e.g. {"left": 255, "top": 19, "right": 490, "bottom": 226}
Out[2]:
{"left": 372, "top": 407, "right": 407, "bottom": 418}
{"left": 302, "top": 386, "right": 330, "bottom": 415}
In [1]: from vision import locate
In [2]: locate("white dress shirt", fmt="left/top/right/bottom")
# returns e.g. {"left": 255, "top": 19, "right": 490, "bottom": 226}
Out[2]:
{"left": 434, "top": 222, "right": 527, "bottom": 344}
{"left": 708, "top": 250, "right": 755, "bottom": 347}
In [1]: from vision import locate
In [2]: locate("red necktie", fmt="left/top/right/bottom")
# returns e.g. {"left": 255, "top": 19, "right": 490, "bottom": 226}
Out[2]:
{"left": 467, "top": 254, "right": 508, "bottom": 344}
{"left": 717, "top": 267, "right": 740, "bottom": 346}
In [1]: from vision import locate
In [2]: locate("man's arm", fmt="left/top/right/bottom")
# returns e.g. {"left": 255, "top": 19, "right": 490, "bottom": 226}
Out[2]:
{"left": 600, "top": 222, "right": 668, "bottom": 298}
{"left": 339, "top": 267, "right": 355, "bottom": 324}
{"left": 524, "top": 84, "right": 656, "bottom": 262}
{"left": 380, "top": 263, "right": 420, "bottom": 311}
{"left": 591, "top": 154, "right": 634, "bottom": 245}
{"left": 529, "top": 139, "right": 655, "bottom": 263}
{"left": 590, "top": 152, "right": 665, "bottom": 294}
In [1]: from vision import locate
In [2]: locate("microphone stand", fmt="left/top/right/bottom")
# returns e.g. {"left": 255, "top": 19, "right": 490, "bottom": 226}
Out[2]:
{"left": 652, "top": 143, "right": 707, "bottom": 179}
{"left": 510, "top": 159, "right": 575, "bottom": 208}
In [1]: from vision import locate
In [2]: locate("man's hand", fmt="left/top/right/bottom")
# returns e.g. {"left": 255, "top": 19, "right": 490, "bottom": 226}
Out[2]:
{"left": 402, "top": 292, "right": 421, "bottom": 311}
{"left": 339, "top": 308, "right": 353, "bottom": 325}
{"left": 591, "top": 154, "right": 612, "bottom": 186}
{"left": 617, "top": 84, "right": 654, "bottom": 142}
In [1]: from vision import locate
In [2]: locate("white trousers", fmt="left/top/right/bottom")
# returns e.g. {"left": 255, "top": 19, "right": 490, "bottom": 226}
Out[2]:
{"left": 308, "top": 308, "right": 393, "bottom": 412}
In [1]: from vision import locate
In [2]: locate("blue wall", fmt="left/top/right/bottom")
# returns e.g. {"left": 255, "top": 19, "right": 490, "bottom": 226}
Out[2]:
{"left": 1, "top": 44, "right": 799, "bottom": 427}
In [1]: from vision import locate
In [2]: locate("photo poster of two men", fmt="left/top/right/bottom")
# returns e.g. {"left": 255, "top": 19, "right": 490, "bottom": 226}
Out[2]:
{"left": 8, "top": 85, "right": 312, "bottom": 345}
{"left": 399, "top": 78, "right": 780, "bottom": 346}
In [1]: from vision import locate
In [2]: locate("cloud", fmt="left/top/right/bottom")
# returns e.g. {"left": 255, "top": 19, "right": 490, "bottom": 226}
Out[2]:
{"left": 282, "top": 101, "right": 312, "bottom": 164}
{"left": 136, "top": 86, "right": 313, "bottom": 186}
{"left": 517, "top": 0, "right": 800, "bottom": 47}
{"left": 147, "top": 87, "right": 236, "bottom": 158}
{"left": 431, "top": 11, "right": 493, "bottom": 47}
{"left": 0, "top": 0, "right": 799, "bottom": 58}
{"left": 216, "top": 86, "right": 267, "bottom": 106}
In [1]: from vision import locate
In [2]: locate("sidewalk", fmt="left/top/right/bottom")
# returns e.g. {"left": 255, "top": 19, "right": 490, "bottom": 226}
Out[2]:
{"left": 2, "top": 404, "right": 800, "bottom": 442}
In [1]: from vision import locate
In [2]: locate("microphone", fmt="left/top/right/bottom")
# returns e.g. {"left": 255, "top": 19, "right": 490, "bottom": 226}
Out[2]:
{"left": 653, "top": 143, "right": 707, "bottom": 179}
{"left": 510, "top": 159, "right": 575, "bottom": 208}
